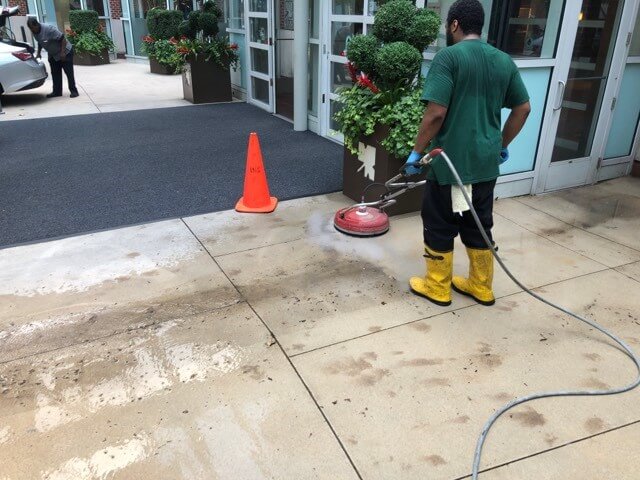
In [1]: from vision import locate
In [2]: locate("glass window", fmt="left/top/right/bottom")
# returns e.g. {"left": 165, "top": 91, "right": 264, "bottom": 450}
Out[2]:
{"left": 310, "top": 0, "right": 320, "bottom": 39}
{"left": 252, "top": 76, "right": 270, "bottom": 103}
{"left": 250, "top": 17, "right": 268, "bottom": 43}
{"left": 226, "top": 0, "right": 244, "bottom": 29}
{"left": 85, "top": 0, "right": 106, "bottom": 16}
{"left": 249, "top": 0, "right": 266, "bottom": 13}
{"left": 333, "top": 0, "right": 364, "bottom": 15}
{"left": 425, "top": 0, "right": 563, "bottom": 59}
{"left": 331, "top": 21, "right": 363, "bottom": 55}
{"left": 631, "top": 9, "right": 640, "bottom": 56}
{"left": 308, "top": 43, "right": 319, "bottom": 116}
{"left": 488, "top": 0, "right": 563, "bottom": 58}
{"left": 425, "top": 0, "right": 493, "bottom": 52}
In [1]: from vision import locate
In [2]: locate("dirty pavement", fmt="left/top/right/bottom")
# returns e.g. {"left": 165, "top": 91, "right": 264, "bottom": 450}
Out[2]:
{"left": 1, "top": 177, "right": 640, "bottom": 479}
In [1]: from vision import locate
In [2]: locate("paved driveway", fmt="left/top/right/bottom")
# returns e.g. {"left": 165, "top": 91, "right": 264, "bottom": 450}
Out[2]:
{"left": 0, "top": 59, "right": 189, "bottom": 121}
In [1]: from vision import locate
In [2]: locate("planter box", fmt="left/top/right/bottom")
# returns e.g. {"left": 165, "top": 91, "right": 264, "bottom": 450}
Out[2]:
{"left": 149, "top": 58, "right": 177, "bottom": 75}
{"left": 73, "top": 48, "right": 110, "bottom": 66}
{"left": 182, "top": 55, "right": 232, "bottom": 104}
{"left": 343, "top": 124, "right": 424, "bottom": 217}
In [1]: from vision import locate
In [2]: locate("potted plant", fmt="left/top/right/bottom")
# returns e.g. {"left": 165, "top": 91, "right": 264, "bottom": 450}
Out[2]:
{"left": 67, "top": 10, "right": 114, "bottom": 66}
{"left": 141, "top": 8, "right": 184, "bottom": 74}
{"left": 334, "top": 0, "right": 440, "bottom": 215}
{"left": 176, "top": 1, "right": 239, "bottom": 104}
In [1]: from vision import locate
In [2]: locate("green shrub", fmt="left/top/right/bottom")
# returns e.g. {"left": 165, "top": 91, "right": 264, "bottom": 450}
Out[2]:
{"left": 187, "top": 11, "right": 201, "bottom": 35}
{"left": 69, "top": 10, "right": 99, "bottom": 34}
{"left": 68, "top": 29, "right": 115, "bottom": 54}
{"left": 146, "top": 9, "right": 183, "bottom": 40}
{"left": 375, "top": 42, "right": 422, "bottom": 88}
{"left": 346, "top": 34, "right": 379, "bottom": 77}
{"left": 177, "top": 19, "right": 195, "bottom": 38}
{"left": 406, "top": 9, "right": 440, "bottom": 52}
{"left": 198, "top": 12, "right": 219, "bottom": 38}
{"left": 181, "top": 9, "right": 219, "bottom": 39}
{"left": 202, "top": 0, "right": 222, "bottom": 17}
{"left": 371, "top": 0, "right": 416, "bottom": 44}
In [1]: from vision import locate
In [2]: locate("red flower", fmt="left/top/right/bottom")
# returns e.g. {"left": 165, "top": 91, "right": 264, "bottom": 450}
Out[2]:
{"left": 346, "top": 61, "right": 358, "bottom": 82}
{"left": 177, "top": 46, "right": 190, "bottom": 55}
{"left": 357, "top": 73, "right": 380, "bottom": 94}
{"left": 142, "top": 35, "right": 155, "bottom": 43}
{"left": 169, "top": 37, "right": 178, "bottom": 45}
{"left": 180, "top": 35, "right": 187, "bottom": 40}
{"left": 229, "top": 43, "right": 239, "bottom": 50}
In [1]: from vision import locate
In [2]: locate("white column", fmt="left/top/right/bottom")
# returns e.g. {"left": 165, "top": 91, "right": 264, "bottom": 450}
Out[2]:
{"left": 293, "top": 0, "right": 309, "bottom": 131}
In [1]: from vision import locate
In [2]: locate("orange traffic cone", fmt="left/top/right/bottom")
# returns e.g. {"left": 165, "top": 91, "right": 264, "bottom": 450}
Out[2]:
{"left": 235, "top": 132, "right": 278, "bottom": 213}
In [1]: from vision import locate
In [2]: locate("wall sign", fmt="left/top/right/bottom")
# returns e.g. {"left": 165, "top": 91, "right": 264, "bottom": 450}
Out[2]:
{"left": 280, "top": 0, "right": 293, "bottom": 30}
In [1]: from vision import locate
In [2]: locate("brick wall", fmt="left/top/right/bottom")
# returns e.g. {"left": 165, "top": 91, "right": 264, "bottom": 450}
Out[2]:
{"left": 109, "top": 0, "right": 122, "bottom": 19}
{"left": 7, "top": 0, "right": 29, "bottom": 15}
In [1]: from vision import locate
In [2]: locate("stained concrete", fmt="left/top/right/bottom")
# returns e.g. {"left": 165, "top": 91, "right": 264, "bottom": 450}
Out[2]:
{"left": 1, "top": 176, "right": 639, "bottom": 479}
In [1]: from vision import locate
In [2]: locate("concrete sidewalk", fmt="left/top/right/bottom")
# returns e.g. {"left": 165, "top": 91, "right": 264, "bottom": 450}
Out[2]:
{"left": 0, "top": 59, "right": 189, "bottom": 121}
{"left": 0, "top": 177, "right": 639, "bottom": 479}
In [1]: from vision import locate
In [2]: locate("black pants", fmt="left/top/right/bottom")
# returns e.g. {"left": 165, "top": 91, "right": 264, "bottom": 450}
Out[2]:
{"left": 49, "top": 52, "right": 77, "bottom": 95}
{"left": 421, "top": 179, "right": 496, "bottom": 252}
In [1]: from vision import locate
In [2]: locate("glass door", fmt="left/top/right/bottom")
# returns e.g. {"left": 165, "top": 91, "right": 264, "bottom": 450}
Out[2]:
{"left": 274, "top": 0, "right": 294, "bottom": 120}
{"left": 541, "top": 0, "right": 626, "bottom": 191}
{"left": 321, "top": 0, "right": 380, "bottom": 140}
{"left": 245, "top": 0, "right": 274, "bottom": 111}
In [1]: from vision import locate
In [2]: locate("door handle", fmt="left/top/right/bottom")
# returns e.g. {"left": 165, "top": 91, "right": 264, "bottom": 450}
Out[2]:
{"left": 553, "top": 80, "right": 566, "bottom": 111}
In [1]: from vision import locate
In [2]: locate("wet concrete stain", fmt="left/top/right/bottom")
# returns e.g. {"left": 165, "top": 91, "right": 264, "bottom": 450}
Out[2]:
{"left": 291, "top": 344, "right": 305, "bottom": 351}
{"left": 583, "top": 353, "right": 602, "bottom": 361}
{"left": 126, "top": 252, "right": 141, "bottom": 259}
{"left": 0, "top": 285, "right": 241, "bottom": 364}
{"left": 400, "top": 358, "right": 444, "bottom": 367}
{"left": 582, "top": 377, "right": 610, "bottom": 390}
{"left": 325, "top": 353, "right": 389, "bottom": 386}
{"left": 422, "top": 377, "right": 450, "bottom": 387}
{"left": 584, "top": 416, "right": 606, "bottom": 433}
{"left": 368, "top": 326, "right": 382, "bottom": 333}
{"left": 495, "top": 300, "right": 519, "bottom": 313}
{"left": 544, "top": 433, "right": 559, "bottom": 446}
{"left": 510, "top": 406, "right": 546, "bottom": 427}
{"left": 422, "top": 455, "right": 447, "bottom": 466}
{"left": 241, "top": 365, "right": 264, "bottom": 381}
{"left": 411, "top": 323, "right": 432, "bottom": 333}
{"left": 541, "top": 226, "right": 570, "bottom": 236}
{"left": 451, "top": 415, "right": 470, "bottom": 424}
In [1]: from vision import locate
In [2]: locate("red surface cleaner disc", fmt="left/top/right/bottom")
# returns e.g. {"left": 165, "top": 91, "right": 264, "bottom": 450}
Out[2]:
{"left": 334, "top": 206, "right": 390, "bottom": 237}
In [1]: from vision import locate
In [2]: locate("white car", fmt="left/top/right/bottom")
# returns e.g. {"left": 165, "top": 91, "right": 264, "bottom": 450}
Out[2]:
{"left": 0, "top": 6, "right": 47, "bottom": 95}
{"left": 0, "top": 41, "right": 47, "bottom": 94}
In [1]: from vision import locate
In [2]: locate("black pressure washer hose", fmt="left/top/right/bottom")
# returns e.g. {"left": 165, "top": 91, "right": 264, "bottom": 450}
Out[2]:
{"left": 424, "top": 151, "right": 640, "bottom": 479}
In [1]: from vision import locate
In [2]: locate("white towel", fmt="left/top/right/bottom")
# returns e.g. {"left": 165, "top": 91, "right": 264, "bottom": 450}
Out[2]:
{"left": 451, "top": 184, "right": 472, "bottom": 214}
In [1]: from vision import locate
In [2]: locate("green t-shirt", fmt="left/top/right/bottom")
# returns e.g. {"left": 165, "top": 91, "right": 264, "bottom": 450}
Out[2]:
{"left": 421, "top": 40, "right": 529, "bottom": 185}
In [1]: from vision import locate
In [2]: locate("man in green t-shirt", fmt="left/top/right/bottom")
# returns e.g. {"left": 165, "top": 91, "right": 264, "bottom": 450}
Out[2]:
{"left": 405, "top": 0, "right": 531, "bottom": 307}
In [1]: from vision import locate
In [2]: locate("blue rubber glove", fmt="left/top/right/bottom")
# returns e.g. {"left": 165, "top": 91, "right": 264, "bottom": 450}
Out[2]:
{"left": 403, "top": 150, "right": 424, "bottom": 176}
{"left": 499, "top": 147, "right": 509, "bottom": 165}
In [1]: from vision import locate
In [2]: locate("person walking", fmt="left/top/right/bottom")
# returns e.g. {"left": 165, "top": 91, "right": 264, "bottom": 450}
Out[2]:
{"left": 27, "top": 18, "right": 79, "bottom": 98}
{"left": 405, "top": 0, "right": 531, "bottom": 307}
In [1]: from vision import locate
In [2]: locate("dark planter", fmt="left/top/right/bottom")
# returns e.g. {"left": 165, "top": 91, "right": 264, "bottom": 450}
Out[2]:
{"left": 149, "top": 57, "right": 176, "bottom": 75}
{"left": 182, "top": 55, "right": 232, "bottom": 104}
{"left": 343, "top": 124, "right": 424, "bottom": 217}
{"left": 73, "top": 48, "right": 110, "bottom": 66}
{"left": 632, "top": 160, "right": 640, "bottom": 178}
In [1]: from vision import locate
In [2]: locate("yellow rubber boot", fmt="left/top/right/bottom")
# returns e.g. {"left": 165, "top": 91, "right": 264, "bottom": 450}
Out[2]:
{"left": 452, "top": 247, "right": 495, "bottom": 306}
{"left": 409, "top": 245, "right": 453, "bottom": 306}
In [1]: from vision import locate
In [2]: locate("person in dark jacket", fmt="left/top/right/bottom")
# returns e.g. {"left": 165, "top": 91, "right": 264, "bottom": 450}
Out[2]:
{"left": 27, "top": 18, "right": 79, "bottom": 98}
